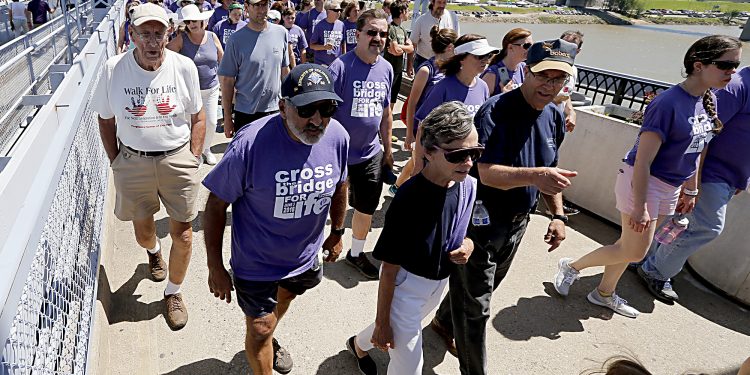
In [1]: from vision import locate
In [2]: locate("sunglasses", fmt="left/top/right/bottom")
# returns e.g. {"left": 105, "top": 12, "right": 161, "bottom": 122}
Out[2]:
{"left": 436, "top": 146, "right": 484, "bottom": 164}
{"left": 364, "top": 29, "right": 388, "bottom": 38}
{"left": 294, "top": 100, "right": 338, "bottom": 118}
{"left": 511, "top": 42, "right": 532, "bottom": 50}
{"left": 328, "top": 8, "right": 341, "bottom": 11}
{"left": 474, "top": 53, "right": 493, "bottom": 62}
{"left": 708, "top": 60, "right": 740, "bottom": 71}
{"left": 184, "top": 19, "right": 200, "bottom": 24}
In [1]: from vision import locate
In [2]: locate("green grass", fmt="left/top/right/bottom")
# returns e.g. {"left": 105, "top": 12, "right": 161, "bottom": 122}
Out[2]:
{"left": 446, "top": 4, "right": 486, "bottom": 11}
{"left": 483, "top": 6, "right": 560, "bottom": 13}
{"left": 641, "top": 0, "right": 750, "bottom": 12}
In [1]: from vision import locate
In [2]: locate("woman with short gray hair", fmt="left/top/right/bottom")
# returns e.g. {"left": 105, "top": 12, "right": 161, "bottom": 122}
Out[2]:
{"left": 346, "top": 102, "right": 482, "bottom": 375}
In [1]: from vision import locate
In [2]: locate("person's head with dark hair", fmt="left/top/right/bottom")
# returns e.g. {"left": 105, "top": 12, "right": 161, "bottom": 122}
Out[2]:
{"left": 271, "top": 0, "right": 284, "bottom": 12}
{"left": 343, "top": 0, "right": 359, "bottom": 21}
{"left": 560, "top": 29, "right": 584, "bottom": 51}
{"left": 683, "top": 34, "right": 742, "bottom": 133}
{"left": 354, "top": 9, "right": 388, "bottom": 59}
{"left": 390, "top": 1, "right": 408, "bottom": 21}
{"left": 438, "top": 34, "right": 498, "bottom": 77}
{"left": 489, "top": 27, "right": 532, "bottom": 66}
{"left": 281, "top": 6, "right": 296, "bottom": 27}
{"left": 429, "top": 26, "right": 457, "bottom": 56}
{"left": 299, "top": 0, "right": 312, "bottom": 11}
{"left": 420, "top": 101, "right": 482, "bottom": 183}
{"left": 581, "top": 356, "right": 653, "bottom": 375}
{"left": 381, "top": 0, "right": 393, "bottom": 16}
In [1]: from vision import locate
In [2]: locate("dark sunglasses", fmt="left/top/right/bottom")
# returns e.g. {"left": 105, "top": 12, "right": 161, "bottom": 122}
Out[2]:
{"left": 365, "top": 29, "right": 388, "bottom": 38}
{"left": 708, "top": 60, "right": 740, "bottom": 71}
{"left": 295, "top": 100, "right": 338, "bottom": 118}
{"left": 437, "top": 146, "right": 484, "bottom": 164}
{"left": 184, "top": 19, "right": 199, "bottom": 24}
{"left": 511, "top": 42, "right": 532, "bottom": 50}
{"left": 328, "top": 8, "right": 341, "bottom": 11}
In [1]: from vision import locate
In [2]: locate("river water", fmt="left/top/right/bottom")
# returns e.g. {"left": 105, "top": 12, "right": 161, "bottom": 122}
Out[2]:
{"left": 413, "top": 22, "right": 750, "bottom": 83}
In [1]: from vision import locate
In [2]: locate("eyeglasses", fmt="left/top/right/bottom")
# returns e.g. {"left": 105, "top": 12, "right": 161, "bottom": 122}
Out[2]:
{"left": 511, "top": 42, "right": 532, "bottom": 50}
{"left": 364, "top": 29, "right": 388, "bottom": 38}
{"left": 435, "top": 146, "right": 484, "bottom": 164}
{"left": 133, "top": 30, "right": 167, "bottom": 42}
{"left": 708, "top": 60, "right": 740, "bottom": 71}
{"left": 528, "top": 70, "right": 569, "bottom": 86}
{"left": 474, "top": 53, "right": 493, "bottom": 62}
{"left": 328, "top": 8, "right": 341, "bottom": 11}
{"left": 293, "top": 100, "right": 338, "bottom": 118}
{"left": 184, "top": 19, "right": 199, "bottom": 24}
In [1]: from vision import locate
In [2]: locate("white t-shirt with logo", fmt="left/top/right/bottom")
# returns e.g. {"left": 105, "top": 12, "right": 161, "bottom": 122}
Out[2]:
{"left": 92, "top": 50, "right": 202, "bottom": 151}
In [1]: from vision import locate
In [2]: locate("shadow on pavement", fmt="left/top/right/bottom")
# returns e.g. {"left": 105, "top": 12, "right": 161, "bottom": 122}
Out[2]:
{"left": 673, "top": 269, "right": 750, "bottom": 336}
{"left": 96, "top": 264, "right": 163, "bottom": 325}
{"left": 316, "top": 348, "right": 390, "bottom": 375}
{"left": 155, "top": 211, "right": 232, "bottom": 238}
{"left": 162, "top": 351, "right": 251, "bottom": 375}
{"left": 322, "top": 258, "right": 381, "bottom": 289}
{"left": 422, "top": 325, "right": 452, "bottom": 375}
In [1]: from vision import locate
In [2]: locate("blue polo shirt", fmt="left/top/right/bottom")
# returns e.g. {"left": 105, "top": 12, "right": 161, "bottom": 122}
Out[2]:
{"left": 473, "top": 88, "right": 565, "bottom": 219}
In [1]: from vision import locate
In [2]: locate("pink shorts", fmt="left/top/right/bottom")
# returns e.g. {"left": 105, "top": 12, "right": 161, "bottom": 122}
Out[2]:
{"left": 614, "top": 164, "right": 680, "bottom": 218}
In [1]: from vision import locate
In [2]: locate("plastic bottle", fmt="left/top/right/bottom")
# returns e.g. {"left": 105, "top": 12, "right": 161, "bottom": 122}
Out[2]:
{"left": 654, "top": 214, "right": 689, "bottom": 245}
{"left": 472, "top": 200, "right": 491, "bottom": 227}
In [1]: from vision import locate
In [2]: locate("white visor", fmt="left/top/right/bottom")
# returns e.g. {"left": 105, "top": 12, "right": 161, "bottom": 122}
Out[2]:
{"left": 454, "top": 39, "right": 500, "bottom": 56}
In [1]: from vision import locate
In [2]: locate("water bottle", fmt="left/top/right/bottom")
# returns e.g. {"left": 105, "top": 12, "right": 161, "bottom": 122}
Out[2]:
{"left": 472, "top": 200, "right": 491, "bottom": 227}
{"left": 312, "top": 249, "right": 329, "bottom": 271}
{"left": 654, "top": 214, "right": 689, "bottom": 245}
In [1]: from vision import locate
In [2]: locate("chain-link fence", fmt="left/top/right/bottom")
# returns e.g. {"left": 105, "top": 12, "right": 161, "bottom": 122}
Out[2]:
{"left": 0, "top": 1, "right": 121, "bottom": 373}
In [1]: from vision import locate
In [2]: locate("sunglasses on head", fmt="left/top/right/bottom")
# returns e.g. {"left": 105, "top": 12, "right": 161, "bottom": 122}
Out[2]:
{"left": 294, "top": 100, "right": 338, "bottom": 118}
{"left": 364, "top": 29, "right": 388, "bottom": 38}
{"left": 708, "top": 60, "right": 740, "bottom": 71}
{"left": 436, "top": 146, "right": 484, "bottom": 164}
{"left": 511, "top": 42, "right": 532, "bottom": 50}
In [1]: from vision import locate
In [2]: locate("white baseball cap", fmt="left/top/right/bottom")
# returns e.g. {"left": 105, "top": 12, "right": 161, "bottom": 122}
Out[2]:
{"left": 131, "top": 3, "right": 170, "bottom": 27}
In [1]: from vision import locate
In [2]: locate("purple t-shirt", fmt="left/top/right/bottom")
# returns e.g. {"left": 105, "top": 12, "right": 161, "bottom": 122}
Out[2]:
{"left": 481, "top": 61, "right": 526, "bottom": 94}
{"left": 202, "top": 115, "right": 349, "bottom": 281}
{"left": 329, "top": 51, "right": 393, "bottom": 164}
{"left": 27, "top": 0, "right": 51, "bottom": 24}
{"left": 207, "top": 5, "right": 229, "bottom": 30}
{"left": 624, "top": 85, "right": 716, "bottom": 187}
{"left": 213, "top": 19, "right": 247, "bottom": 50}
{"left": 305, "top": 8, "right": 323, "bottom": 45}
{"left": 286, "top": 24, "right": 308, "bottom": 65}
{"left": 703, "top": 67, "right": 750, "bottom": 190}
{"left": 415, "top": 74, "right": 489, "bottom": 123}
{"left": 343, "top": 19, "right": 357, "bottom": 53}
{"left": 310, "top": 19, "right": 344, "bottom": 66}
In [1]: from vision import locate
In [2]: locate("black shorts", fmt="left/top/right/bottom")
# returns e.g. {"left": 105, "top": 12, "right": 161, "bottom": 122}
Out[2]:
{"left": 233, "top": 266, "right": 323, "bottom": 318}
{"left": 347, "top": 151, "right": 384, "bottom": 215}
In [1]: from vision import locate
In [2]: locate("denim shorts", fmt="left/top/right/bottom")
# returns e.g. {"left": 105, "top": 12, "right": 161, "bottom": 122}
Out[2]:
{"left": 233, "top": 265, "right": 323, "bottom": 318}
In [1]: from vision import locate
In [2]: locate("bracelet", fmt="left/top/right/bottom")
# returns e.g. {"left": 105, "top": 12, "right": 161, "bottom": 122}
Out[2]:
{"left": 683, "top": 188, "right": 699, "bottom": 196}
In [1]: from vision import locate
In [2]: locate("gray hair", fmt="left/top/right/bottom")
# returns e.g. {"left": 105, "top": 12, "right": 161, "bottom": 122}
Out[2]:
{"left": 420, "top": 101, "right": 474, "bottom": 150}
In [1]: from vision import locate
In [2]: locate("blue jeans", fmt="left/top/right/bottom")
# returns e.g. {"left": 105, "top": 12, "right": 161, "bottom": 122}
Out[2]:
{"left": 641, "top": 182, "right": 736, "bottom": 281}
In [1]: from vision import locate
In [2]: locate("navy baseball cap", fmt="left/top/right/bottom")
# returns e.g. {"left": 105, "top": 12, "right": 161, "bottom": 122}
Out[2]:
{"left": 281, "top": 64, "right": 343, "bottom": 107}
{"left": 526, "top": 39, "right": 577, "bottom": 76}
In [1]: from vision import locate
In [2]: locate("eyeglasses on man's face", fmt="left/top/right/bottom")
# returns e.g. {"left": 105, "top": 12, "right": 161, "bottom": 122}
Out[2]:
{"left": 529, "top": 70, "right": 570, "bottom": 86}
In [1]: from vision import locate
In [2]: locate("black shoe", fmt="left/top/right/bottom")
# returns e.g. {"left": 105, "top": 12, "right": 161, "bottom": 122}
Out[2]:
{"left": 345, "top": 251, "right": 379, "bottom": 280}
{"left": 545, "top": 203, "right": 580, "bottom": 216}
{"left": 272, "top": 338, "right": 293, "bottom": 374}
{"left": 346, "top": 336, "right": 378, "bottom": 375}
{"left": 637, "top": 266, "right": 679, "bottom": 302}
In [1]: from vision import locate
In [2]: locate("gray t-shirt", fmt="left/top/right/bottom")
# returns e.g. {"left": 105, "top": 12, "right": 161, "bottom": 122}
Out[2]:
{"left": 218, "top": 24, "right": 289, "bottom": 114}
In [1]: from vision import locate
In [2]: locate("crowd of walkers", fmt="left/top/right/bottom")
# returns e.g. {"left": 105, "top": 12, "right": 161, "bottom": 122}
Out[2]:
{"left": 92, "top": 0, "right": 750, "bottom": 373}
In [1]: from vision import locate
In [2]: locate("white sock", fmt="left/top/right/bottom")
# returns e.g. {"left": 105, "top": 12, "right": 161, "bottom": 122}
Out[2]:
{"left": 350, "top": 238, "right": 366, "bottom": 257}
{"left": 146, "top": 239, "right": 161, "bottom": 254}
{"left": 164, "top": 281, "right": 181, "bottom": 296}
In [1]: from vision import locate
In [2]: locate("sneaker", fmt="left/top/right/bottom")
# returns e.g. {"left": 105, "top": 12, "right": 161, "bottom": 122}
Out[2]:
{"left": 272, "top": 338, "right": 293, "bottom": 374}
{"left": 345, "top": 251, "right": 379, "bottom": 280}
{"left": 553, "top": 257, "right": 579, "bottom": 296}
{"left": 164, "top": 293, "right": 188, "bottom": 330}
{"left": 387, "top": 185, "right": 398, "bottom": 197}
{"left": 346, "top": 336, "right": 378, "bottom": 375}
{"left": 391, "top": 135, "right": 398, "bottom": 143}
{"left": 637, "top": 266, "right": 679, "bottom": 302}
{"left": 147, "top": 250, "right": 167, "bottom": 282}
{"left": 545, "top": 203, "right": 580, "bottom": 216}
{"left": 586, "top": 289, "right": 640, "bottom": 318}
{"left": 202, "top": 150, "right": 218, "bottom": 165}
{"left": 430, "top": 317, "right": 457, "bottom": 357}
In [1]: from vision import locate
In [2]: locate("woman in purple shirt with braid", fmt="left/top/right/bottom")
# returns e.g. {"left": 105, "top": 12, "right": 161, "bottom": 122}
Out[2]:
{"left": 553, "top": 35, "right": 742, "bottom": 318}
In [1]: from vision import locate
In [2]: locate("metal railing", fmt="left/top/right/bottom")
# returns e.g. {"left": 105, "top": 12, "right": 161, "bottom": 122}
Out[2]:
{"left": 0, "top": 0, "right": 121, "bottom": 374}
{"left": 575, "top": 64, "right": 673, "bottom": 111}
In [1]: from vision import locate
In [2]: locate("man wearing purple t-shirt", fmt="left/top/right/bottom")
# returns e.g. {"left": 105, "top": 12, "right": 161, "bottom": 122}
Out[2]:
{"left": 26, "top": 0, "right": 55, "bottom": 27}
{"left": 329, "top": 9, "right": 393, "bottom": 279}
{"left": 212, "top": 3, "right": 246, "bottom": 50}
{"left": 203, "top": 64, "right": 348, "bottom": 375}
{"left": 309, "top": 0, "right": 345, "bottom": 66}
{"left": 207, "top": 0, "right": 230, "bottom": 30}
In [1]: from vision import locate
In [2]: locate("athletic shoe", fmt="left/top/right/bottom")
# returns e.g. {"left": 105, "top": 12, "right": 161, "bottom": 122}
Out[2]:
{"left": 202, "top": 150, "right": 218, "bottom": 165}
{"left": 637, "top": 266, "right": 679, "bottom": 302}
{"left": 391, "top": 135, "right": 398, "bottom": 143}
{"left": 586, "top": 289, "right": 640, "bottom": 318}
{"left": 345, "top": 251, "right": 379, "bottom": 280}
{"left": 545, "top": 203, "right": 580, "bottom": 216}
{"left": 346, "top": 336, "right": 378, "bottom": 375}
{"left": 553, "top": 257, "right": 579, "bottom": 296}
{"left": 387, "top": 185, "right": 398, "bottom": 197}
{"left": 147, "top": 250, "right": 167, "bottom": 282}
{"left": 164, "top": 293, "right": 188, "bottom": 330}
{"left": 430, "top": 317, "right": 457, "bottom": 357}
{"left": 272, "top": 338, "right": 293, "bottom": 374}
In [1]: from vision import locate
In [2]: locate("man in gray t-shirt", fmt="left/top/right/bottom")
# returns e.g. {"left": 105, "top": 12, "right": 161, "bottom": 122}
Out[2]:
{"left": 218, "top": 0, "right": 290, "bottom": 137}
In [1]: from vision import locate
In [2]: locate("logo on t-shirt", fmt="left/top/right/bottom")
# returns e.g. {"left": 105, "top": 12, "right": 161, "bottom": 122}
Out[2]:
{"left": 122, "top": 85, "right": 178, "bottom": 122}
{"left": 273, "top": 165, "right": 337, "bottom": 219}
{"left": 346, "top": 28, "right": 356, "bottom": 44}
{"left": 685, "top": 113, "right": 715, "bottom": 154}
{"left": 351, "top": 80, "right": 387, "bottom": 118}
{"left": 465, "top": 104, "right": 481, "bottom": 116}
{"left": 323, "top": 30, "right": 343, "bottom": 55}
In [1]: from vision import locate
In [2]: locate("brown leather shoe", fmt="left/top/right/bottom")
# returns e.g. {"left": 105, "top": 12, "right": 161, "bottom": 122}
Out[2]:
{"left": 164, "top": 293, "right": 188, "bottom": 331}
{"left": 147, "top": 250, "right": 167, "bottom": 282}
{"left": 431, "top": 317, "right": 457, "bottom": 357}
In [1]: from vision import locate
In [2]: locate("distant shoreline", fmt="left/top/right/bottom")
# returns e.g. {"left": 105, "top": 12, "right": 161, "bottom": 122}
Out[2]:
{"left": 457, "top": 12, "right": 743, "bottom": 26}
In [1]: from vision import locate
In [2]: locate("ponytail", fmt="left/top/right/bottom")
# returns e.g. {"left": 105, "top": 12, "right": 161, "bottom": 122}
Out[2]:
{"left": 702, "top": 89, "right": 723, "bottom": 133}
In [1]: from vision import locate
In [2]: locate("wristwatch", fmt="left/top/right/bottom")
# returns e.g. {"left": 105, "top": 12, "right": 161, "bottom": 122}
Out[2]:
{"left": 331, "top": 227, "right": 346, "bottom": 236}
{"left": 551, "top": 214, "right": 569, "bottom": 224}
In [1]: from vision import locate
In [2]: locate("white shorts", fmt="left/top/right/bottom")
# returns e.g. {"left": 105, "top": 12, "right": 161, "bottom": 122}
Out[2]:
{"left": 614, "top": 163, "right": 680, "bottom": 218}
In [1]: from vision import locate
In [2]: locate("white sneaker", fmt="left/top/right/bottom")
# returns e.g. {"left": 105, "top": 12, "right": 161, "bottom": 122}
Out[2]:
{"left": 203, "top": 150, "right": 218, "bottom": 165}
{"left": 586, "top": 289, "right": 640, "bottom": 318}
{"left": 553, "top": 257, "right": 579, "bottom": 296}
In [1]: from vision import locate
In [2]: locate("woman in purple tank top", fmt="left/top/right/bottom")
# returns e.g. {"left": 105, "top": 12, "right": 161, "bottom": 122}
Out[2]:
{"left": 167, "top": 4, "right": 224, "bottom": 165}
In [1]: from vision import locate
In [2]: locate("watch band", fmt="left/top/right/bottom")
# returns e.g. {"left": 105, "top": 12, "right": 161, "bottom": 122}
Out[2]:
{"left": 331, "top": 227, "right": 345, "bottom": 236}
{"left": 551, "top": 214, "right": 569, "bottom": 224}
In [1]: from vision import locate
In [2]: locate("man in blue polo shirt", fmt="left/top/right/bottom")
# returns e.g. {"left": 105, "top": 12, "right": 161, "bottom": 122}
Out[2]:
{"left": 429, "top": 39, "right": 579, "bottom": 375}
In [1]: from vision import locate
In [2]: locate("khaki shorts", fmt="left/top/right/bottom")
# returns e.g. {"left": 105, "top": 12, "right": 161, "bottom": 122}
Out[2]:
{"left": 111, "top": 143, "right": 201, "bottom": 223}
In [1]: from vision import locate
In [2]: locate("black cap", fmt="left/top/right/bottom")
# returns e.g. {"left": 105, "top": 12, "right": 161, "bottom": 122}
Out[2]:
{"left": 281, "top": 64, "right": 343, "bottom": 107}
{"left": 526, "top": 39, "right": 577, "bottom": 76}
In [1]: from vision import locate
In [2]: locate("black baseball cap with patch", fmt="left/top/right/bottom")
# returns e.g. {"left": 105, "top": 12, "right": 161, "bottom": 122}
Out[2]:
{"left": 526, "top": 39, "right": 577, "bottom": 76}
{"left": 281, "top": 64, "right": 343, "bottom": 107}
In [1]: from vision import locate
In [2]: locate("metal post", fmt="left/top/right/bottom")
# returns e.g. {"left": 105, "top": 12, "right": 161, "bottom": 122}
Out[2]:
{"left": 61, "top": 0, "right": 76, "bottom": 63}
{"left": 26, "top": 53, "right": 36, "bottom": 95}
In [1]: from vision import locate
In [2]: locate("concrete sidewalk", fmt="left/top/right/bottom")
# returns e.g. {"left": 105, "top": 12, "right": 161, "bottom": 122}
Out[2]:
{"left": 91, "top": 104, "right": 750, "bottom": 375}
